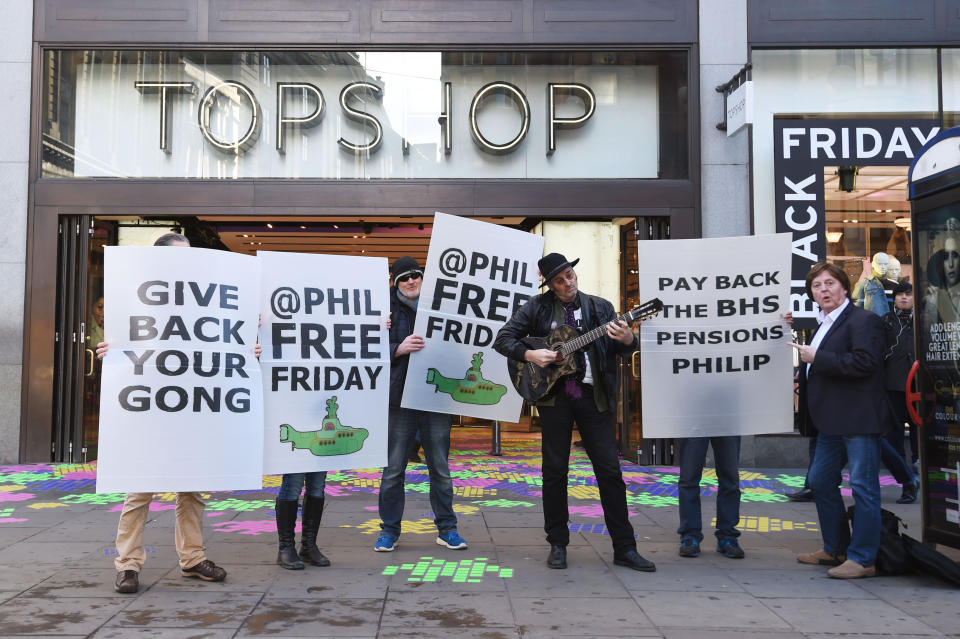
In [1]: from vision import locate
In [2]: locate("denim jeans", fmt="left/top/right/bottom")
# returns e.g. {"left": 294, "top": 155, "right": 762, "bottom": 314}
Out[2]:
{"left": 676, "top": 436, "right": 742, "bottom": 542}
{"left": 278, "top": 472, "right": 327, "bottom": 501}
{"left": 804, "top": 433, "right": 915, "bottom": 487}
{"left": 808, "top": 434, "right": 881, "bottom": 566}
{"left": 538, "top": 388, "right": 636, "bottom": 554}
{"left": 378, "top": 407, "right": 455, "bottom": 537}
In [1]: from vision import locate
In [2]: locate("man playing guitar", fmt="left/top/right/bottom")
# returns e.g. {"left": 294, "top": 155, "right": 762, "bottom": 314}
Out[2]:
{"left": 493, "top": 252, "right": 656, "bottom": 573}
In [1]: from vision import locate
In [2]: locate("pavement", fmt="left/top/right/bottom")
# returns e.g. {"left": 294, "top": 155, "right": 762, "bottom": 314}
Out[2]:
{"left": 0, "top": 431, "right": 957, "bottom": 639}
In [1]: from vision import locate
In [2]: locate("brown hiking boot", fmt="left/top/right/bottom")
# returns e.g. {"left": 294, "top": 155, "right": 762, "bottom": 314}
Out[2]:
{"left": 827, "top": 559, "right": 876, "bottom": 579}
{"left": 181, "top": 559, "right": 226, "bottom": 582}
{"left": 114, "top": 570, "right": 139, "bottom": 594}
{"left": 797, "top": 548, "right": 845, "bottom": 566}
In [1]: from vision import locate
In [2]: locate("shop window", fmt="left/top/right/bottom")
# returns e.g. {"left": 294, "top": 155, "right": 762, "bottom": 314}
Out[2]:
{"left": 824, "top": 165, "right": 911, "bottom": 286}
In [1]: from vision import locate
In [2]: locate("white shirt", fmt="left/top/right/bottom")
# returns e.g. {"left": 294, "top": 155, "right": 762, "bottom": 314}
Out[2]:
{"left": 807, "top": 298, "right": 849, "bottom": 375}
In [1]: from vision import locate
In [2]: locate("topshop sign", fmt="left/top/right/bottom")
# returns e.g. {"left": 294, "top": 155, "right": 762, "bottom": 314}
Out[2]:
{"left": 71, "top": 63, "right": 659, "bottom": 179}
{"left": 137, "top": 79, "right": 596, "bottom": 158}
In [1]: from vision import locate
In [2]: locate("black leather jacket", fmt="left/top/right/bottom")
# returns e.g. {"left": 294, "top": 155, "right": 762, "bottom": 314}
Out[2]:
{"left": 493, "top": 289, "right": 637, "bottom": 412}
{"left": 388, "top": 287, "right": 417, "bottom": 407}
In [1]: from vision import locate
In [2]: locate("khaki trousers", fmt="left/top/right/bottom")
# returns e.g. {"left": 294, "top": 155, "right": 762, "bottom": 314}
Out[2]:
{"left": 114, "top": 492, "right": 206, "bottom": 572}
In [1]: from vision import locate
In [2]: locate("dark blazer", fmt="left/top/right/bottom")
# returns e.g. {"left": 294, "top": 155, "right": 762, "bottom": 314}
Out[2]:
{"left": 797, "top": 301, "right": 892, "bottom": 437}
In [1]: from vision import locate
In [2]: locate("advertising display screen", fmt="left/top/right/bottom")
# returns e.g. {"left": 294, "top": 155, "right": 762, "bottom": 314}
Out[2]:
{"left": 913, "top": 199, "right": 960, "bottom": 549}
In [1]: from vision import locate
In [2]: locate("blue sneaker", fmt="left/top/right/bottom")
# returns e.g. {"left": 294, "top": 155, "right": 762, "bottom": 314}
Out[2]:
{"left": 717, "top": 538, "right": 745, "bottom": 559}
{"left": 436, "top": 530, "right": 468, "bottom": 550}
{"left": 678, "top": 537, "right": 700, "bottom": 558}
{"left": 374, "top": 533, "right": 397, "bottom": 552}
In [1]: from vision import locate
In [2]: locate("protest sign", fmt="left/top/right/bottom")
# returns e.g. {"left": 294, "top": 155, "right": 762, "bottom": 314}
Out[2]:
{"left": 401, "top": 212, "right": 544, "bottom": 421}
{"left": 638, "top": 234, "right": 794, "bottom": 438}
{"left": 96, "top": 246, "right": 263, "bottom": 493}
{"left": 259, "top": 252, "right": 389, "bottom": 474}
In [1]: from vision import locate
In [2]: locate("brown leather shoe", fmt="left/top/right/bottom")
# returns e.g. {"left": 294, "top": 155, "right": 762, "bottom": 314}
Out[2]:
{"left": 114, "top": 570, "right": 139, "bottom": 594}
{"left": 181, "top": 559, "right": 227, "bottom": 582}
{"left": 827, "top": 559, "right": 876, "bottom": 579}
{"left": 796, "top": 548, "right": 845, "bottom": 566}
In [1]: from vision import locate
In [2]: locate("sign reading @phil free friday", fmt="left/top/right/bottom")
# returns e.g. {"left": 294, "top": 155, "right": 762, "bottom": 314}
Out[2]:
{"left": 401, "top": 212, "right": 544, "bottom": 422}
{"left": 258, "top": 252, "right": 389, "bottom": 474}
{"left": 638, "top": 234, "right": 794, "bottom": 438}
{"left": 96, "top": 246, "right": 264, "bottom": 493}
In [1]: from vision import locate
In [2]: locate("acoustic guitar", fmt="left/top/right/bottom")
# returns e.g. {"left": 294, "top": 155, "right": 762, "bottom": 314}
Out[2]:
{"left": 507, "top": 298, "right": 663, "bottom": 403}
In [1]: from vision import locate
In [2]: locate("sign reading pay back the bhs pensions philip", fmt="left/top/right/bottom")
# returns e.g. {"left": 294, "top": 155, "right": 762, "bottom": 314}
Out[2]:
{"left": 638, "top": 234, "right": 794, "bottom": 438}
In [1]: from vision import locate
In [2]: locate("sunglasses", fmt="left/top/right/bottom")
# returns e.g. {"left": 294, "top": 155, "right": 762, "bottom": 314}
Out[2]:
{"left": 396, "top": 271, "right": 423, "bottom": 283}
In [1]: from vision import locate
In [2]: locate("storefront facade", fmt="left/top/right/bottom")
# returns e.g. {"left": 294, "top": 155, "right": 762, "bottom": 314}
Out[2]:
{"left": 747, "top": 0, "right": 960, "bottom": 463}
{"left": 9, "top": 1, "right": 704, "bottom": 463}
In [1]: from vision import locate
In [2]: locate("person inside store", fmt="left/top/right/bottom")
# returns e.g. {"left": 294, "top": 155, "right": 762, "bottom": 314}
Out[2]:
{"left": 883, "top": 282, "right": 921, "bottom": 485}
{"left": 852, "top": 252, "right": 891, "bottom": 317}
{"left": 788, "top": 260, "right": 890, "bottom": 579}
{"left": 375, "top": 256, "right": 467, "bottom": 553}
{"left": 96, "top": 232, "right": 232, "bottom": 594}
{"left": 493, "top": 252, "right": 655, "bottom": 572}
{"left": 675, "top": 435, "right": 744, "bottom": 559}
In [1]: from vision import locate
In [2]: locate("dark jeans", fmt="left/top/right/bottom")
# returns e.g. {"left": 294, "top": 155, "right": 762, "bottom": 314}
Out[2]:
{"left": 808, "top": 434, "right": 881, "bottom": 566}
{"left": 278, "top": 472, "right": 327, "bottom": 500}
{"left": 538, "top": 387, "right": 636, "bottom": 554}
{"left": 886, "top": 390, "right": 918, "bottom": 464}
{"left": 676, "top": 436, "right": 742, "bottom": 542}
{"left": 803, "top": 433, "right": 915, "bottom": 486}
{"left": 378, "top": 407, "right": 455, "bottom": 538}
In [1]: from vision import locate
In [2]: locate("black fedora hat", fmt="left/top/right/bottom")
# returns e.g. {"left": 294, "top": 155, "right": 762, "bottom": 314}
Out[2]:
{"left": 538, "top": 252, "right": 580, "bottom": 288}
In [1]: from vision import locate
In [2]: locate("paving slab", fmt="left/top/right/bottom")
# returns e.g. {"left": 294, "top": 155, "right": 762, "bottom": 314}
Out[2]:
{"left": 380, "top": 630, "right": 518, "bottom": 639}
{"left": 498, "top": 545, "right": 630, "bottom": 597}
{"left": 727, "top": 568, "right": 876, "bottom": 598}
{"left": 0, "top": 596, "right": 133, "bottom": 635}
{"left": 381, "top": 591, "right": 514, "bottom": 627}
{"left": 235, "top": 598, "right": 384, "bottom": 637}
{"left": 510, "top": 595, "right": 658, "bottom": 636}
{"left": 90, "top": 630, "right": 237, "bottom": 638}
{"left": 620, "top": 562, "right": 746, "bottom": 593}
{"left": 266, "top": 564, "right": 392, "bottom": 598}
{"left": 631, "top": 591, "right": 793, "bottom": 630}
{"left": 760, "top": 597, "right": 943, "bottom": 635}
{"left": 107, "top": 591, "right": 263, "bottom": 629}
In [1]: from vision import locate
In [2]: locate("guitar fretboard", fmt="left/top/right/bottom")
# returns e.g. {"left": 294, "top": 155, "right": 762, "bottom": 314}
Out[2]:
{"left": 557, "top": 309, "right": 640, "bottom": 357}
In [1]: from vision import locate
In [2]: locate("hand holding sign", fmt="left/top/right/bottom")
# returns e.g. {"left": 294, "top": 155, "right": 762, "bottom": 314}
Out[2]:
{"left": 789, "top": 341, "right": 816, "bottom": 363}
{"left": 396, "top": 334, "right": 425, "bottom": 356}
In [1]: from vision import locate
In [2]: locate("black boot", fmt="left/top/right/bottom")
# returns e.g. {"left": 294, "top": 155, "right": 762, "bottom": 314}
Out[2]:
{"left": 298, "top": 496, "right": 331, "bottom": 567}
{"left": 275, "top": 499, "right": 304, "bottom": 570}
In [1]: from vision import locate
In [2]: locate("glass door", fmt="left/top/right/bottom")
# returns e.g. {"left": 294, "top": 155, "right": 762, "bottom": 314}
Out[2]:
{"left": 619, "top": 216, "right": 673, "bottom": 465}
{"left": 52, "top": 216, "right": 114, "bottom": 462}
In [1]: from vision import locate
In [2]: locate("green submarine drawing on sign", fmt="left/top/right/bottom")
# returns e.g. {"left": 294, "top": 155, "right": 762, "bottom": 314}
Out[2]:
{"left": 279, "top": 396, "right": 369, "bottom": 457}
{"left": 425, "top": 352, "right": 508, "bottom": 405}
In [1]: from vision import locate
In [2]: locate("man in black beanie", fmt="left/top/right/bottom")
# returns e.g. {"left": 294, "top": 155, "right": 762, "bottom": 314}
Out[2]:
{"left": 494, "top": 253, "right": 655, "bottom": 572}
{"left": 374, "top": 256, "right": 467, "bottom": 552}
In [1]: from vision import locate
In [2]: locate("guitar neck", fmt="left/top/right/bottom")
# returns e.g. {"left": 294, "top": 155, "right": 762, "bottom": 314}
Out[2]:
{"left": 558, "top": 310, "right": 635, "bottom": 357}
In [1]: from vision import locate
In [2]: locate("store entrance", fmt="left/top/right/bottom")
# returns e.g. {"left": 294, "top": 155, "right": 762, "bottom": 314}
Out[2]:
{"left": 50, "top": 213, "right": 546, "bottom": 462}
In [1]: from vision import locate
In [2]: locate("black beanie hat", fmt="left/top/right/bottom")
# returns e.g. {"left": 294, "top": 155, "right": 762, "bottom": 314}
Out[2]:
{"left": 391, "top": 256, "right": 421, "bottom": 280}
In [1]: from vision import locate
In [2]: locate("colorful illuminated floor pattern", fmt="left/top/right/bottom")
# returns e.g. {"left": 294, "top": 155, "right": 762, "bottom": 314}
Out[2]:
{"left": 0, "top": 440, "right": 904, "bottom": 535}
